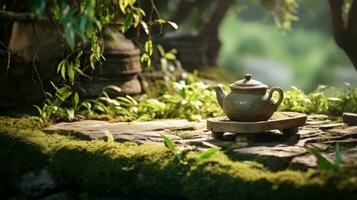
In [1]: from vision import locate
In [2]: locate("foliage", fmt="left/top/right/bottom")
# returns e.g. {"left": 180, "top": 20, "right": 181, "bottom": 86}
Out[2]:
{"left": 35, "top": 72, "right": 356, "bottom": 124}
{"left": 1, "top": 0, "right": 178, "bottom": 92}
{"left": 34, "top": 74, "right": 223, "bottom": 123}
{"left": 279, "top": 85, "right": 357, "bottom": 115}
{"left": 260, "top": 0, "right": 298, "bottom": 30}
{"left": 218, "top": 17, "right": 353, "bottom": 91}
{"left": 161, "top": 134, "right": 219, "bottom": 165}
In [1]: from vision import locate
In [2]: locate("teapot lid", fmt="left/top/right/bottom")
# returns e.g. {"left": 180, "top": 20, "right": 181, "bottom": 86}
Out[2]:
{"left": 230, "top": 74, "right": 268, "bottom": 91}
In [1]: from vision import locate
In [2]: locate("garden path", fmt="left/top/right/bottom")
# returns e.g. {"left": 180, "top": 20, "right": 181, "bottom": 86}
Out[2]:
{"left": 46, "top": 114, "right": 357, "bottom": 171}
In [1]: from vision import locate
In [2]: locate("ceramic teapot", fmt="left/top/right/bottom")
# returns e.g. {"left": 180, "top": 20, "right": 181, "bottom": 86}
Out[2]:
{"left": 213, "top": 74, "right": 284, "bottom": 122}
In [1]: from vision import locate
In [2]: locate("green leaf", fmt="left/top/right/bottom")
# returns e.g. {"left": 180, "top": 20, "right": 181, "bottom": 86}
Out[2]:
{"left": 196, "top": 148, "right": 219, "bottom": 163}
{"left": 61, "top": 62, "right": 66, "bottom": 80}
{"left": 155, "top": 19, "right": 166, "bottom": 24}
{"left": 335, "top": 143, "right": 341, "bottom": 168}
{"left": 33, "top": 105, "right": 43, "bottom": 115}
{"left": 66, "top": 109, "right": 75, "bottom": 121}
{"left": 160, "top": 134, "right": 177, "bottom": 153}
{"left": 67, "top": 64, "right": 75, "bottom": 84}
{"left": 122, "top": 13, "right": 134, "bottom": 33}
{"left": 29, "top": 0, "right": 46, "bottom": 16}
{"left": 165, "top": 52, "right": 176, "bottom": 60}
{"left": 64, "top": 23, "right": 75, "bottom": 49}
{"left": 308, "top": 147, "right": 334, "bottom": 171}
{"left": 144, "top": 40, "right": 153, "bottom": 55}
{"left": 157, "top": 45, "right": 165, "bottom": 56}
{"left": 119, "top": 0, "right": 128, "bottom": 13}
{"left": 73, "top": 92, "right": 79, "bottom": 109}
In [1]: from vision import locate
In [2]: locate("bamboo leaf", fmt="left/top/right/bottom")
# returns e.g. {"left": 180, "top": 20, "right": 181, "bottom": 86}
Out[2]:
{"left": 308, "top": 147, "right": 334, "bottom": 171}
{"left": 196, "top": 148, "right": 219, "bottom": 163}
{"left": 160, "top": 134, "right": 177, "bottom": 152}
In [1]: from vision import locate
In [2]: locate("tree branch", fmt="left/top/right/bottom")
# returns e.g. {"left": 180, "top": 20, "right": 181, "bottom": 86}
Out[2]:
{"left": 0, "top": 10, "right": 44, "bottom": 21}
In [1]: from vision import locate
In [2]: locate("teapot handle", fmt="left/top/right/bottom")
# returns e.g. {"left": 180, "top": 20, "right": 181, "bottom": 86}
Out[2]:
{"left": 268, "top": 86, "right": 284, "bottom": 107}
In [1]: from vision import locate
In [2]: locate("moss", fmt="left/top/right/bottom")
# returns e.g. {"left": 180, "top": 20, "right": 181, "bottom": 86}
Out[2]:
{"left": 1, "top": 117, "right": 357, "bottom": 199}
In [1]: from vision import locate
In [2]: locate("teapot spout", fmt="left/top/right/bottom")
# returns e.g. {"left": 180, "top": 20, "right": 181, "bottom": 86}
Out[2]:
{"left": 213, "top": 86, "right": 226, "bottom": 109}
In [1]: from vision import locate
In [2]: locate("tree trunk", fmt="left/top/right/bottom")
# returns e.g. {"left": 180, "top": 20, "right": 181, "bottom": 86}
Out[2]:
{"left": 329, "top": 0, "right": 357, "bottom": 70}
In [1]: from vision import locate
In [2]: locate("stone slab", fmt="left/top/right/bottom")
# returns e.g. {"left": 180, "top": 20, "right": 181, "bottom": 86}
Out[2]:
{"left": 45, "top": 119, "right": 206, "bottom": 144}
{"left": 45, "top": 115, "right": 357, "bottom": 171}
{"left": 343, "top": 112, "right": 357, "bottom": 126}
{"left": 235, "top": 145, "right": 306, "bottom": 158}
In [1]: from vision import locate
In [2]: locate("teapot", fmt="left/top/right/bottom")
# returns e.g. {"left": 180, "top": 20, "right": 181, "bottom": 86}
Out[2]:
{"left": 213, "top": 74, "right": 284, "bottom": 122}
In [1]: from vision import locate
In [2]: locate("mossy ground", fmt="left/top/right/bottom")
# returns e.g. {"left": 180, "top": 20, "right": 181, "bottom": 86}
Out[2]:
{"left": 1, "top": 117, "right": 357, "bottom": 199}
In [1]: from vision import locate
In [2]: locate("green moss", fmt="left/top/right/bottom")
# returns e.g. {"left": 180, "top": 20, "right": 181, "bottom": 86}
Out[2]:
{"left": 1, "top": 117, "right": 357, "bottom": 199}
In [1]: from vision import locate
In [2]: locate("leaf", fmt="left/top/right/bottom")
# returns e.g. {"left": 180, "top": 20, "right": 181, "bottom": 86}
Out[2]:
{"left": 144, "top": 40, "right": 153, "bottom": 55}
{"left": 103, "top": 85, "right": 122, "bottom": 93}
{"left": 165, "top": 52, "right": 176, "bottom": 60}
{"left": 308, "top": 147, "right": 334, "bottom": 171}
{"left": 64, "top": 23, "right": 75, "bottom": 49}
{"left": 67, "top": 64, "right": 75, "bottom": 84}
{"left": 73, "top": 92, "right": 79, "bottom": 109}
{"left": 154, "top": 19, "right": 166, "bottom": 24}
{"left": 66, "top": 109, "right": 75, "bottom": 121}
{"left": 168, "top": 21, "right": 178, "bottom": 30}
{"left": 196, "top": 148, "right": 219, "bottom": 163}
{"left": 335, "top": 143, "right": 341, "bottom": 168}
{"left": 122, "top": 13, "right": 133, "bottom": 33}
{"left": 157, "top": 45, "right": 165, "bottom": 56}
{"left": 29, "top": 0, "right": 46, "bottom": 16}
{"left": 160, "top": 134, "right": 177, "bottom": 153}
{"left": 119, "top": 0, "right": 128, "bottom": 13}
{"left": 33, "top": 105, "right": 43, "bottom": 115}
{"left": 141, "top": 21, "right": 149, "bottom": 35}
{"left": 61, "top": 62, "right": 66, "bottom": 80}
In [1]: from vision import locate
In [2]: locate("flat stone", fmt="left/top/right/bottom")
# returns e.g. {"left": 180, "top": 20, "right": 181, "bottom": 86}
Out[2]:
{"left": 306, "top": 120, "right": 331, "bottom": 126}
{"left": 290, "top": 155, "right": 317, "bottom": 170}
{"left": 343, "top": 112, "right": 357, "bottom": 126}
{"left": 319, "top": 123, "right": 345, "bottom": 131}
{"left": 45, "top": 119, "right": 205, "bottom": 144}
{"left": 234, "top": 145, "right": 307, "bottom": 171}
{"left": 307, "top": 114, "right": 329, "bottom": 121}
{"left": 341, "top": 147, "right": 357, "bottom": 166}
{"left": 235, "top": 145, "right": 306, "bottom": 158}
{"left": 329, "top": 126, "right": 357, "bottom": 134}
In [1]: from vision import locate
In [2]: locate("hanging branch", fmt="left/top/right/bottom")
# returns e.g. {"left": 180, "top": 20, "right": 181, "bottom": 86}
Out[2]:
{"left": 0, "top": 10, "right": 43, "bottom": 21}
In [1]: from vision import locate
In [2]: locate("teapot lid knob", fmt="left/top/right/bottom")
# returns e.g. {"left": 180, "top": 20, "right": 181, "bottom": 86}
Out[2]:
{"left": 245, "top": 74, "right": 252, "bottom": 81}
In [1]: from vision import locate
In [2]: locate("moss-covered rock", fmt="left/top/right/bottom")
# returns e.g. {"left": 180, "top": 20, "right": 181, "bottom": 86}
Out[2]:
{"left": 1, "top": 117, "right": 357, "bottom": 199}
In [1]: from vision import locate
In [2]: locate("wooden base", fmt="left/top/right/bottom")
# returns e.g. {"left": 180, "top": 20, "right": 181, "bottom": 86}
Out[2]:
{"left": 207, "top": 112, "right": 306, "bottom": 139}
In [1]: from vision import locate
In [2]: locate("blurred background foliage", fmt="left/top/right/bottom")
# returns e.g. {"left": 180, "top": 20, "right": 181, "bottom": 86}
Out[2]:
{"left": 161, "top": 0, "right": 356, "bottom": 92}
{"left": 217, "top": 0, "right": 356, "bottom": 92}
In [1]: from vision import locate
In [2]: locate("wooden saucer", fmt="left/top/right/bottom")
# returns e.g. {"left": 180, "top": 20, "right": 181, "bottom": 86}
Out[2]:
{"left": 207, "top": 112, "right": 307, "bottom": 139}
